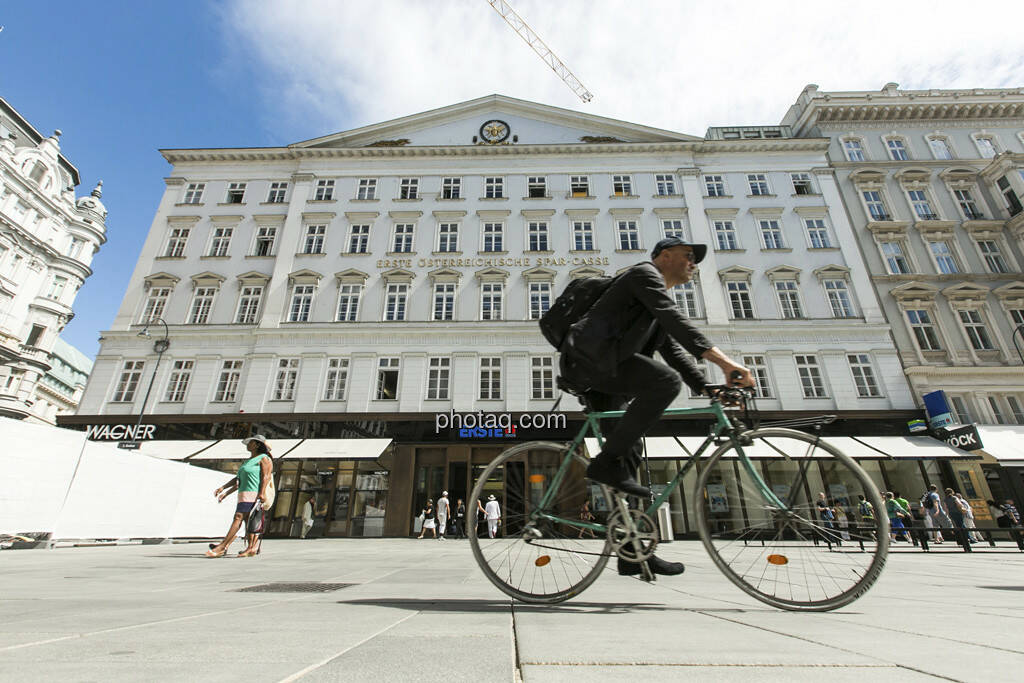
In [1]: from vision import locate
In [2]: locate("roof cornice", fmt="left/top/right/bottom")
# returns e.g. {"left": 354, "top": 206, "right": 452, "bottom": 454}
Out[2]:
{"left": 160, "top": 138, "right": 829, "bottom": 164}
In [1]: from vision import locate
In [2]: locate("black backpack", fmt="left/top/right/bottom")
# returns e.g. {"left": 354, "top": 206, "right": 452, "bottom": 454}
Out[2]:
{"left": 921, "top": 492, "right": 935, "bottom": 510}
{"left": 539, "top": 275, "right": 618, "bottom": 350}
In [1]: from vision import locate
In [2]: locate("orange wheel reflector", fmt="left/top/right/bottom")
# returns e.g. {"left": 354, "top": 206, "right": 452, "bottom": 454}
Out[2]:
{"left": 529, "top": 474, "right": 545, "bottom": 483}
{"left": 535, "top": 555, "right": 551, "bottom": 567}
{"left": 767, "top": 554, "right": 789, "bottom": 565}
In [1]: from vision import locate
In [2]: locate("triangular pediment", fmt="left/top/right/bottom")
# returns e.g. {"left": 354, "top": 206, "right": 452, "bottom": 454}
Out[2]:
{"left": 890, "top": 281, "right": 939, "bottom": 301}
{"left": 941, "top": 282, "right": 990, "bottom": 300}
{"left": 292, "top": 94, "right": 701, "bottom": 149}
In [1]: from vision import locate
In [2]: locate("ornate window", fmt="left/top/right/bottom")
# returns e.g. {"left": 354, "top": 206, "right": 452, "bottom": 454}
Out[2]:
{"left": 348, "top": 224, "right": 370, "bottom": 254}
{"left": 213, "top": 360, "right": 243, "bottom": 402}
{"left": 527, "top": 221, "right": 549, "bottom": 251}
{"left": 655, "top": 174, "right": 676, "bottom": 196}
{"left": 356, "top": 178, "right": 377, "bottom": 200}
{"left": 384, "top": 283, "right": 408, "bottom": 321}
{"left": 927, "top": 135, "right": 953, "bottom": 160}
{"left": 163, "top": 227, "right": 190, "bottom": 258}
{"left": 323, "top": 358, "right": 349, "bottom": 400}
{"left": 612, "top": 174, "right": 633, "bottom": 196}
{"left": 266, "top": 182, "right": 288, "bottom": 203}
{"left": 804, "top": 219, "right": 832, "bottom": 248}
{"left": 398, "top": 178, "right": 418, "bottom": 200}
{"left": 314, "top": 179, "right": 334, "bottom": 201}
{"left": 112, "top": 360, "right": 144, "bottom": 403}
{"left": 795, "top": 355, "right": 828, "bottom": 398}
{"left": 437, "top": 223, "right": 459, "bottom": 253}
{"left": 713, "top": 220, "right": 738, "bottom": 250}
{"left": 226, "top": 182, "right": 247, "bottom": 203}
{"left": 616, "top": 220, "right": 641, "bottom": 250}
{"left": 426, "top": 357, "right": 451, "bottom": 400}
{"left": 484, "top": 177, "right": 504, "bottom": 199}
{"left": 253, "top": 226, "right": 277, "bottom": 256}
{"left": 531, "top": 357, "right": 554, "bottom": 399}
{"left": 183, "top": 183, "right": 205, "bottom": 204}
{"left": 235, "top": 285, "right": 264, "bottom": 324}
{"left": 742, "top": 355, "right": 772, "bottom": 399}
{"left": 392, "top": 224, "right": 415, "bottom": 253}
{"left": 842, "top": 138, "right": 865, "bottom": 162}
{"left": 336, "top": 283, "right": 362, "bottom": 322}
{"left": 302, "top": 224, "right": 326, "bottom": 254}
{"left": 433, "top": 283, "right": 455, "bottom": 321}
{"left": 847, "top": 354, "right": 881, "bottom": 397}
{"left": 441, "top": 177, "right": 462, "bottom": 199}
{"left": 163, "top": 360, "right": 193, "bottom": 402}
{"left": 885, "top": 137, "right": 910, "bottom": 161}
{"left": 747, "top": 173, "right": 770, "bottom": 196}
{"left": 479, "top": 357, "right": 502, "bottom": 399}
{"left": 572, "top": 221, "right": 595, "bottom": 251}
{"left": 188, "top": 287, "right": 217, "bottom": 324}
{"left": 375, "top": 358, "right": 400, "bottom": 400}
{"left": 482, "top": 222, "right": 504, "bottom": 252}
{"left": 272, "top": 359, "right": 299, "bottom": 401}
{"left": 208, "top": 226, "right": 233, "bottom": 256}
{"left": 704, "top": 174, "right": 726, "bottom": 196}
{"left": 288, "top": 285, "right": 315, "bottom": 322}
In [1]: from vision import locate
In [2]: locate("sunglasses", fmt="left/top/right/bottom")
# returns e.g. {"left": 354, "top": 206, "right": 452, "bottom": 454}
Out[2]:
{"left": 681, "top": 250, "right": 697, "bottom": 263}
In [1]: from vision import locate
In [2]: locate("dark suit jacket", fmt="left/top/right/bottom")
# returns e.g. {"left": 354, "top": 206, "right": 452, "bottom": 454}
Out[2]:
{"left": 564, "top": 262, "right": 713, "bottom": 393}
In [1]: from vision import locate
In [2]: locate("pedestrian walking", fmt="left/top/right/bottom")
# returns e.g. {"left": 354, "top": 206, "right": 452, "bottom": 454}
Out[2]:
{"left": 816, "top": 492, "right": 839, "bottom": 544}
{"left": 1003, "top": 499, "right": 1021, "bottom": 526}
{"left": 436, "top": 491, "right": 450, "bottom": 540}
{"left": 577, "top": 500, "right": 596, "bottom": 538}
{"left": 944, "top": 488, "right": 970, "bottom": 542}
{"left": 417, "top": 499, "right": 436, "bottom": 539}
{"left": 988, "top": 499, "right": 1009, "bottom": 528}
{"left": 485, "top": 494, "right": 502, "bottom": 538}
{"left": 301, "top": 492, "right": 315, "bottom": 539}
{"left": 476, "top": 498, "right": 487, "bottom": 537}
{"left": 955, "top": 492, "right": 981, "bottom": 542}
{"left": 452, "top": 499, "right": 466, "bottom": 539}
{"left": 921, "top": 485, "right": 950, "bottom": 543}
{"left": 207, "top": 435, "right": 273, "bottom": 558}
{"left": 884, "top": 492, "right": 911, "bottom": 542}
{"left": 833, "top": 500, "right": 851, "bottom": 541}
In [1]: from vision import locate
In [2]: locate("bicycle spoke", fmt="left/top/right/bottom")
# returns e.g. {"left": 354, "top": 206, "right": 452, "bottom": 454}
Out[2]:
{"left": 697, "top": 428, "right": 888, "bottom": 611}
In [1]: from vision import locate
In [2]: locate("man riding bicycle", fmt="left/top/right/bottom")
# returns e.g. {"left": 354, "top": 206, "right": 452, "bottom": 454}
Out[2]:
{"left": 560, "top": 237, "right": 754, "bottom": 577}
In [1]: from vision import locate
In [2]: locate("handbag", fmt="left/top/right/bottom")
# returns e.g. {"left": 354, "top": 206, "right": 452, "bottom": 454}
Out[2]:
{"left": 247, "top": 500, "right": 266, "bottom": 535}
{"left": 260, "top": 455, "right": 277, "bottom": 509}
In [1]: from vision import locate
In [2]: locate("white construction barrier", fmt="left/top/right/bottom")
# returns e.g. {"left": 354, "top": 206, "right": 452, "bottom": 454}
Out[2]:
{"left": 0, "top": 418, "right": 234, "bottom": 541}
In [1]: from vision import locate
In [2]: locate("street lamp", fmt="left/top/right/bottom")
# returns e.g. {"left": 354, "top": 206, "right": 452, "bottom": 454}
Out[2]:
{"left": 132, "top": 317, "right": 171, "bottom": 437}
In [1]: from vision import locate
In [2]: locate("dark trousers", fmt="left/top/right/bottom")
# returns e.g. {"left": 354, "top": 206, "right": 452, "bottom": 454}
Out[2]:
{"left": 574, "top": 354, "right": 682, "bottom": 462}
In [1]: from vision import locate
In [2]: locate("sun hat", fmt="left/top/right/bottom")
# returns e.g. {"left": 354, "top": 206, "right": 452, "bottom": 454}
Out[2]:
{"left": 487, "top": 494, "right": 496, "bottom": 501}
{"left": 241, "top": 434, "right": 269, "bottom": 448}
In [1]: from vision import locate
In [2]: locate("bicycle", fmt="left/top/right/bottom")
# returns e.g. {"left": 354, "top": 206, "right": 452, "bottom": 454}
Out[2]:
{"left": 469, "top": 382, "right": 890, "bottom": 611}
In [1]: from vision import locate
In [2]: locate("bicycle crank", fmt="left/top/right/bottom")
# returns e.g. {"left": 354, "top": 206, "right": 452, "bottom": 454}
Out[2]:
{"left": 606, "top": 508, "right": 659, "bottom": 563}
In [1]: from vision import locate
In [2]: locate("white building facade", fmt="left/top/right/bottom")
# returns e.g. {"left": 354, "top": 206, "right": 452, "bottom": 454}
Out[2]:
{"left": 71, "top": 95, "right": 918, "bottom": 537}
{"left": 0, "top": 97, "right": 107, "bottom": 423}
{"left": 783, "top": 83, "right": 1024, "bottom": 507}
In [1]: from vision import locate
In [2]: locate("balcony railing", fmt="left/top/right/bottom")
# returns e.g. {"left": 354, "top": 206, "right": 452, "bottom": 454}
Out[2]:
{"left": 916, "top": 213, "right": 939, "bottom": 221}
{"left": 963, "top": 209, "right": 986, "bottom": 220}
{"left": 869, "top": 212, "right": 892, "bottom": 222}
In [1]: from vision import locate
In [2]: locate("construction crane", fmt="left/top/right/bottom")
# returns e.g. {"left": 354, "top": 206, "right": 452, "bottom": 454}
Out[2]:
{"left": 485, "top": 0, "right": 593, "bottom": 103}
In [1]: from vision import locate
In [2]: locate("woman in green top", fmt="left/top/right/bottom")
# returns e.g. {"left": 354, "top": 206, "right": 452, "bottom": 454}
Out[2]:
{"left": 206, "top": 436, "right": 273, "bottom": 558}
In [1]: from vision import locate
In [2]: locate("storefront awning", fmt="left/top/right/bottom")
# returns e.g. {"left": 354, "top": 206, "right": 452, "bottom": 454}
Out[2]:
{"left": 975, "top": 426, "right": 1024, "bottom": 464}
{"left": 186, "top": 438, "right": 303, "bottom": 461}
{"left": 280, "top": 438, "right": 392, "bottom": 460}
{"left": 586, "top": 436, "right": 886, "bottom": 460}
{"left": 850, "top": 436, "right": 975, "bottom": 459}
{"left": 137, "top": 440, "right": 217, "bottom": 460}
{"left": 585, "top": 435, "right": 969, "bottom": 460}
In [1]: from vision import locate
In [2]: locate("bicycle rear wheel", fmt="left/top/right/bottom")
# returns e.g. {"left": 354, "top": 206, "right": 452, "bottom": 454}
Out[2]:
{"left": 469, "top": 441, "right": 613, "bottom": 604}
{"left": 695, "top": 428, "right": 888, "bottom": 611}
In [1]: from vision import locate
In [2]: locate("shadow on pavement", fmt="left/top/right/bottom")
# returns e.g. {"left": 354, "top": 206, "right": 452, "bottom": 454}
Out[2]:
{"left": 337, "top": 598, "right": 673, "bottom": 614}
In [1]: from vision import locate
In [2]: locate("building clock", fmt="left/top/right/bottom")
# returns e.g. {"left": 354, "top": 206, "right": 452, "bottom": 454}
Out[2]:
{"left": 479, "top": 119, "right": 511, "bottom": 144}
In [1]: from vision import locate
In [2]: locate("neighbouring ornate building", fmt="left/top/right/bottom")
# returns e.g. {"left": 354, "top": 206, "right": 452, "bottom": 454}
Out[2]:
{"left": 783, "top": 82, "right": 1024, "bottom": 505}
{"left": 0, "top": 97, "right": 107, "bottom": 424}
{"left": 69, "top": 92, "right": 995, "bottom": 540}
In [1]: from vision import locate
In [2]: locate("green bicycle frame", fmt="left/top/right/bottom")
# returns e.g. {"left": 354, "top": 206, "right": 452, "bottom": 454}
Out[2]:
{"left": 536, "top": 403, "right": 788, "bottom": 533}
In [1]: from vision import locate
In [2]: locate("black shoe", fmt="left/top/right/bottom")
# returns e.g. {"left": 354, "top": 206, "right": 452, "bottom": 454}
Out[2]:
{"left": 618, "top": 555, "right": 685, "bottom": 576}
{"left": 586, "top": 454, "right": 651, "bottom": 498}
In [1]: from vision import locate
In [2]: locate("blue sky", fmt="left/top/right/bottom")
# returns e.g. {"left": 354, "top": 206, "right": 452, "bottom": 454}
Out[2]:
{"left": 1, "top": 1, "right": 311, "bottom": 357}
{"left": 3, "top": 1, "right": 1022, "bottom": 359}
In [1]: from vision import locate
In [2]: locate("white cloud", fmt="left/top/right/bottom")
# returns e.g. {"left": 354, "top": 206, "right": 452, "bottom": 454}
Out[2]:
{"left": 221, "top": 0, "right": 1024, "bottom": 140}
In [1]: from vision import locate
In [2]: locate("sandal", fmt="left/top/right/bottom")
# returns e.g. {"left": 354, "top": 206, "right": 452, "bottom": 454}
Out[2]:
{"left": 205, "top": 547, "right": 226, "bottom": 558}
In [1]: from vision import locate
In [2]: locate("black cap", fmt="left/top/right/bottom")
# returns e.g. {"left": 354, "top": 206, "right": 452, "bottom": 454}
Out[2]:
{"left": 651, "top": 237, "right": 707, "bottom": 263}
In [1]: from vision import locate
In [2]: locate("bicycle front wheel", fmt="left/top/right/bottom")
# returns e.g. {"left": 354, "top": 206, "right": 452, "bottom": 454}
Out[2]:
{"left": 695, "top": 428, "right": 889, "bottom": 611}
{"left": 468, "top": 441, "right": 613, "bottom": 604}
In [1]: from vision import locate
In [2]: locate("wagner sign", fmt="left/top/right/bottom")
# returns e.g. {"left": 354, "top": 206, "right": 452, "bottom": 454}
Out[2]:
{"left": 85, "top": 424, "right": 157, "bottom": 441}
